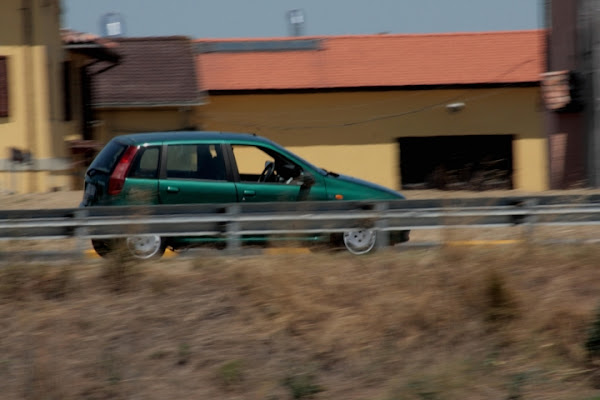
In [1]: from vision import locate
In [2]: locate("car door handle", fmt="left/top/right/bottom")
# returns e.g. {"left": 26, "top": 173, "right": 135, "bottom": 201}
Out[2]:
{"left": 166, "top": 186, "right": 180, "bottom": 193}
{"left": 243, "top": 190, "right": 256, "bottom": 197}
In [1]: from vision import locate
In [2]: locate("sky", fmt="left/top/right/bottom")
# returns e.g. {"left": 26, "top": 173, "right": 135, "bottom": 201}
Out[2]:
{"left": 62, "top": 0, "right": 543, "bottom": 39}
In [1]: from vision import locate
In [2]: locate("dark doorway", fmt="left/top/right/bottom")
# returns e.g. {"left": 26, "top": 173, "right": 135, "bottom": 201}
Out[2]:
{"left": 398, "top": 135, "right": 514, "bottom": 190}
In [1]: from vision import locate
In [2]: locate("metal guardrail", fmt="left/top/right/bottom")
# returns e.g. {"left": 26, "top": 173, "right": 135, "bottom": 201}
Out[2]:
{"left": 1, "top": 194, "right": 600, "bottom": 255}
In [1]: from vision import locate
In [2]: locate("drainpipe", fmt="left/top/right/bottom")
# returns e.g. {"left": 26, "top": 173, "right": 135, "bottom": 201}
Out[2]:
{"left": 21, "top": 0, "right": 37, "bottom": 192}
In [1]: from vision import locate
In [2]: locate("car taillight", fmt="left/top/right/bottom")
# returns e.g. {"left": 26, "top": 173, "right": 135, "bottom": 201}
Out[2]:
{"left": 108, "top": 146, "right": 139, "bottom": 195}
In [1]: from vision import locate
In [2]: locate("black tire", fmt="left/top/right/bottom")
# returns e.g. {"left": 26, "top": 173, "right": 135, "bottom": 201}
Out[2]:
{"left": 91, "top": 239, "right": 114, "bottom": 258}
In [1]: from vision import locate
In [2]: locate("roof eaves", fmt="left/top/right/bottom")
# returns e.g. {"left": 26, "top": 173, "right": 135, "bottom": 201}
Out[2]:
{"left": 93, "top": 98, "right": 207, "bottom": 109}
{"left": 205, "top": 81, "right": 541, "bottom": 92}
{"left": 66, "top": 45, "right": 121, "bottom": 63}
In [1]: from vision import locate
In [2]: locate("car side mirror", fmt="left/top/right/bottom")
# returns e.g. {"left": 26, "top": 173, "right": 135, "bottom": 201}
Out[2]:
{"left": 301, "top": 173, "right": 315, "bottom": 188}
{"left": 296, "top": 173, "right": 315, "bottom": 201}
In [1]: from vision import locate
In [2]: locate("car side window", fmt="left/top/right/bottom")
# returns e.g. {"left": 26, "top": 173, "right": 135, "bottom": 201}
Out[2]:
{"left": 166, "top": 144, "right": 226, "bottom": 181}
{"left": 231, "top": 144, "right": 303, "bottom": 184}
{"left": 129, "top": 146, "right": 160, "bottom": 179}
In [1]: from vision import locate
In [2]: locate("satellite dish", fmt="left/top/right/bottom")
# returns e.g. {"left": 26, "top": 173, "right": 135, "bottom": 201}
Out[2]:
{"left": 287, "top": 9, "right": 305, "bottom": 36}
{"left": 100, "top": 12, "right": 125, "bottom": 37}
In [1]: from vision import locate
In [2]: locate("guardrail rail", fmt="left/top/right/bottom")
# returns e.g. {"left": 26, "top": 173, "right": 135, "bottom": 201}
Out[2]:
{"left": 1, "top": 194, "right": 600, "bottom": 258}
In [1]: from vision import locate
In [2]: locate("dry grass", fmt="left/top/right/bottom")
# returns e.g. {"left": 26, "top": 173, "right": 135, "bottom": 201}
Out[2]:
{"left": 1, "top": 190, "right": 600, "bottom": 398}
{"left": 1, "top": 245, "right": 600, "bottom": 399}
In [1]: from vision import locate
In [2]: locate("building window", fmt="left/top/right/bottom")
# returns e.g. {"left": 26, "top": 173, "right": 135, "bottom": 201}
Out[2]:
{"left": 398, "top": 135, "right": 514, "bottom": 190}
{"left": 0, "top": 56, "right": 8, "bottom": 117}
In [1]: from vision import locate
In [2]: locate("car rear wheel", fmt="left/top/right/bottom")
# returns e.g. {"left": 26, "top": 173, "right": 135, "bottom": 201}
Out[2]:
{"left": 125, "top": 235, "right": 166, "bottom": 259}
{"left": 91, "top": 239, "right": 114, "bottom": 258}
{"left": 343, "top": 229, "right": 376, "bottom": 255}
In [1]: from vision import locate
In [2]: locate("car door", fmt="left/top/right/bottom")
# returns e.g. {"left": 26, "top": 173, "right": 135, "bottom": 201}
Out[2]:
{"left": 228, "top": 143, "right": 326, "bottom": 202}
{"left": 158, "top": 143, "right": 237, "bottom": 204}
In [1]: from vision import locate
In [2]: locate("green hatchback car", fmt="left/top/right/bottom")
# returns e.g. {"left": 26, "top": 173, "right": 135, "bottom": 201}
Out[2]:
{"left": 81, "top": 131, "right": 409, "bottom": 258}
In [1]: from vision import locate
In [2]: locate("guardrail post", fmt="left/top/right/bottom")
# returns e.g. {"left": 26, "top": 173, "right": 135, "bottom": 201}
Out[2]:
{"left": 375, "top": 202, "right": 390, "bottom": 250}
{"left": 524, "top": 199, "right": 538, "bottom": 242}
{"left": 73, "top": 209, "right": 89, "bottom": 259}
{"left": 226, "top": 205, "right": 241, "bottom": 253}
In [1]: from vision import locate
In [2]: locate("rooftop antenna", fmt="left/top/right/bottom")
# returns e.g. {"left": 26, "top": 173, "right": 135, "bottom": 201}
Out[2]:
{"left": 100, "top": 12, "right": 125, "bottom": 37}
{"left": 287, "top": 9, "right": 305, "bottom": 36}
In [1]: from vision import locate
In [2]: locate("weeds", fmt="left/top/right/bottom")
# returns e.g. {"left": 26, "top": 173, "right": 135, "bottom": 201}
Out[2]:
{"left": 34, "top": 265, "right": 72, "bottom": 300}
{"left": 0, "top": 264, "right": 72, "bottom": 301}
{"left": 24, "top": 354, "right": 67, "bottom": 400}
{"left": 505, "top": 372, "right": 528, "bottom": 400}
{"left": 485, "top": 270, "right": 519, "bottom": 324}
{"left": 217, "top": 360, "right": 244, "bottom": 389}
{"left": 586, "top": 305, "right": 600, "bottom": 362}
{"left": 177, "top": 343, "right": 191, "bottom": 366}
{"left": 99, "top": 247, "right": 140, "bottom": 292}
{"left": 100, "top": 350, "right": 122, "bottom": 386}
{"left": 404, "top": 379, "right": 441, "bottom": 400}
{"left": 148, "top": 350, "right": 169, "bottom": 360}
{"left": 282, "top": 373, "right": 324, "bottom": 399}
{"left": 0, "top": 264, "right": 30, "bottom": 300}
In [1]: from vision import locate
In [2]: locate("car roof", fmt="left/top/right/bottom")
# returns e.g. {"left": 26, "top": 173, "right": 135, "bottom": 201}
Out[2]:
{"left": 114, "top": 131, "right": 274, "bottom": 146}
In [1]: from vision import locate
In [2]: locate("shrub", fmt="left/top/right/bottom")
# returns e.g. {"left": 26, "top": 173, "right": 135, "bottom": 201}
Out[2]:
{"left": 282, "top": 373, "right": 324, "bottom": 399}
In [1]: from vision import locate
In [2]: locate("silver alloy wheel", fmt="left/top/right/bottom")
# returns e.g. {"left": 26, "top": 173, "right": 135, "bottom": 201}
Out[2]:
{"left": 343, "top": 229, "right": 376, "bottom": 255}
{"left": 126, "top": 235, "right": 163, "bottom": 259}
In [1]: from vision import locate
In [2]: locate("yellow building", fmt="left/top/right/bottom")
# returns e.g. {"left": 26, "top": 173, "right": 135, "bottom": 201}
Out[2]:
{"left": 196, "top": 31, "right": 548, "bottom": 192}
{"left": 0, "top": 1, "right": 118, "bottom": 193}
{"left": 0, "top": 0, "right": 66, "bottom": 193}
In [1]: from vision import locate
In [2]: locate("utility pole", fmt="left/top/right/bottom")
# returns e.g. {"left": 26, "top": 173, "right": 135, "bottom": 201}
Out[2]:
{"left": 580, "top": 0, "right": 600, "bottom": 187}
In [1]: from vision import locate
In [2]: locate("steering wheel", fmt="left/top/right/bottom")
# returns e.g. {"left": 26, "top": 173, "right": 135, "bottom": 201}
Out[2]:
{"left": 258, "top": 161, "right": 275, "bottom": 182}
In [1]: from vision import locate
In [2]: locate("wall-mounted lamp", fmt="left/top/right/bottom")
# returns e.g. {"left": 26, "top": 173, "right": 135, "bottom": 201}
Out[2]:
{"left": 446, "top": 102, "right": 466, "bottom": 113}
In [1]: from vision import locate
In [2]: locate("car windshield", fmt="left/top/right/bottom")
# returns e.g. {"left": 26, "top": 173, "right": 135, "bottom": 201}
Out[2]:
{"left": 267, "top": 140, "right": 328, "bottom": 177}
{"left": 88, "top": 140, "right": 128, "bottom": 174}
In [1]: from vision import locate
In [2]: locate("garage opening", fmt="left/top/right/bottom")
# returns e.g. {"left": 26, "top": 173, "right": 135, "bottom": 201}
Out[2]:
{"left": 398, "top": 135, "right": 514, "bottom": 190}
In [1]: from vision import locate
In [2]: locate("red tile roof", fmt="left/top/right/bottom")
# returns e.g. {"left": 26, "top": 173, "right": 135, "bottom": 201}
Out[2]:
{"left": 196, "top": 30, "right": 545, "bottom": 91}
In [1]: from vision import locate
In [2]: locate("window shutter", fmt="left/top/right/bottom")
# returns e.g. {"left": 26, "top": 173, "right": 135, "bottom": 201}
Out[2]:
{"left": 0, "top": 57, "right": 8, "bottom": 117}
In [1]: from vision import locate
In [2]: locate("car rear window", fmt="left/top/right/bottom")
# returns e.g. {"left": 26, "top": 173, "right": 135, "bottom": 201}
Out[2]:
{"left": 89, "top": 140, "right": 128, "bottom": 174}
{"left": 129, "top": 146, "right": 160, "bottom": 179}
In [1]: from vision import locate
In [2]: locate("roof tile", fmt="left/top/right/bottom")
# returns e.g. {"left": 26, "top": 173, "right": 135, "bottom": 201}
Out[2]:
{"left": 92, "top": 36, "right": 203, "bottom": 107}
{"left": 196, "top": 30, "right": 545, "bottom": 90}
